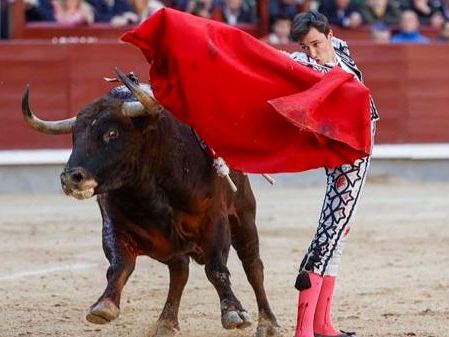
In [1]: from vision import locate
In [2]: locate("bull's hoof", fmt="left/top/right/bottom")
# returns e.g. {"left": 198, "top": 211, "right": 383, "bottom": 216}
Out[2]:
{"left": 86, "top": 299, "right": 120, "bottom": 324}
{"left": 221, "top": 310, "right": 252, "bottom": 330}
{"left": 153, "top": 324, "right": 179, "bottom": 337}
{"left": 151, "top": 319, "right": 179, "bottom": 337}
{"left": 255, "top": 323, "right": 280, "bottom": 337}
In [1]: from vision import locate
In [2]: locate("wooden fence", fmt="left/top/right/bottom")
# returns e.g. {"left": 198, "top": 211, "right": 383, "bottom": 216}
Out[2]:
{"left": 0, "top": 42, "right": 448, "bottom": 149}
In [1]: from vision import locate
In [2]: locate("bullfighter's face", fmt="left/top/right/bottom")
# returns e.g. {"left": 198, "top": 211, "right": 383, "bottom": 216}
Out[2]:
{"left": 299, "top": 27, "right": 336, "bottom": 66}
{"left": 60, "top": 98, "right": 148, "bottom": 199}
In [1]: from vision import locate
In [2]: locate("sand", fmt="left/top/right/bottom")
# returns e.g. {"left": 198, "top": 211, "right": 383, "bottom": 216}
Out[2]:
{"left": 0, "top": 179, "right": 448, "bottom": 337}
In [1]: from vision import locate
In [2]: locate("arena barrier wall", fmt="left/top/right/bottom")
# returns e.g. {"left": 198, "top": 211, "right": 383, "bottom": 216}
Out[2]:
{"left": 1, "top": 42, "right": 448, "bottom": 151}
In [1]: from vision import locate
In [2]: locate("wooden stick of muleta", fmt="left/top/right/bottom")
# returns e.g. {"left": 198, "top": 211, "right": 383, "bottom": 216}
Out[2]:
{"left": 262, "top": 174, "right": 275, "bottom": 185}
{"left": 225, "top": 173, "right": 274, "bottom": 192}
{"left": 214, "top": 156, "right": 275, "bottom": 192}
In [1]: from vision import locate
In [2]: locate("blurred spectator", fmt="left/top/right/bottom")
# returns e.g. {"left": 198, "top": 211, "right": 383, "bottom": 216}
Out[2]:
{"left": 442, "top": 0, "right": 449, "bottom": 19}
{"left": 319, "top": 0, "right": 363, "bottom": 28}
{"left": 436, "top": 19, "right": 449, "bottom": 40}
{"left": 405, "top": 0, "right": 445, "bottom": 27}
{"left": 269, "top": 0, "right": 303, "bottom": 24}
{"left": 130, "top": 0, "right": 164, "bottom": 21}
{"left": 261, "top": 15, "right": 292, "bottom": 43}
{"left": 371, "top": 21, "right": 392, "bottom": 41}
{"left": 25, "top": 0, "right": 55, "bottom": 21}
{"left": 191, "top": 0, "right": 211, "bottom": 16}
{"left": 215, "top": 0, "right": 257, "bottom": 25}
{"left": 1, "top": 0, "right": 8, "bottom": 38}
{"left": 360, "top": 0, "right": 401, "bottom": 25}
{"left": 391, "top": 9, "right": 430, "bottom": 42}
{"left": 87, "top": 0, "right": 138, "bottom": 26}
{"left": 184, "top": 0, "right": 218, "bottom": 17}
{"left": 53, "top": 0, "right": 94, "bottom": 24}
{"left": 173, "top": 0, "right": 188, "bottom": 10}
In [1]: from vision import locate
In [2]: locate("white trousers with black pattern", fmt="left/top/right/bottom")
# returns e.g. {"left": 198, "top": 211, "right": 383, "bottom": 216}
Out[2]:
{"left": 299, "top": 123, "right": 376, "bottom": 277}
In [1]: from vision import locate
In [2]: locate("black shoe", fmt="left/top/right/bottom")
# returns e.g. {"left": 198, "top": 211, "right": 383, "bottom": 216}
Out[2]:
{"left": 315, "top": 331, "right": 359, "bottom": 337}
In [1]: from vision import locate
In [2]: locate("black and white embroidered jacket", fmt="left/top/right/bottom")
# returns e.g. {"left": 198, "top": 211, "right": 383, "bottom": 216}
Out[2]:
{"left": 290, "top": 37, "right": 379, "bottom": 121}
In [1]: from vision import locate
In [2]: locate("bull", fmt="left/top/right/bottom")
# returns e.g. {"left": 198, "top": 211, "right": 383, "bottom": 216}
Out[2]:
{"left": 22, "top": 70, "right": 279, "bottom": 337}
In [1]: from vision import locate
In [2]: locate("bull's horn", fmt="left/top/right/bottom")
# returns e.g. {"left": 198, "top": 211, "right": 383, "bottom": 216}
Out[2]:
{"left": 115, "top": 68, "right": 161, "bottom": 117}
{"left": 22, "top": 85, "right": 75, "bottom": 135}
{"left": 121, "top": 101, "right": 147, "bottom": 118}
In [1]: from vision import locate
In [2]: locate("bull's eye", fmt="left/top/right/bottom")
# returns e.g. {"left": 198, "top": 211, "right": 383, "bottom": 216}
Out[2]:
{"left": 103, "top": 129, "right": 119, "bottom": 143}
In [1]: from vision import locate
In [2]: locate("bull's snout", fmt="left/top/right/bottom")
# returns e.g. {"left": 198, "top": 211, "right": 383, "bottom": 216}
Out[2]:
{"left": 60, "top": 167, "right": 98, "bottom": 200}
{"left": 61, "top": 167, "right": 87, "bottom": 189}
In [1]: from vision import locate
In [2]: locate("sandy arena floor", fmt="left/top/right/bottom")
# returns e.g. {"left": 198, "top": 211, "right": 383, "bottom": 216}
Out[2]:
{"left": 0, "top": 179, "right": 448, "bottom": 337}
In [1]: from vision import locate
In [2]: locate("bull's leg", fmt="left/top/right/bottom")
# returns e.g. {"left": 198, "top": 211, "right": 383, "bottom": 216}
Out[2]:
{"left": 86, "top": 219, "right": 137, "bottom": 324}
{"left": 153, "top": 256, "right": 190, "bottom": 337}
{"left": 86, "top": 252, "right": 136, "bottom": 324}
{"left": 230, "top": 212, "right": 280, "bottom": 337}
{"left": 203, "top": 218, "right": 252, "bottom": 330}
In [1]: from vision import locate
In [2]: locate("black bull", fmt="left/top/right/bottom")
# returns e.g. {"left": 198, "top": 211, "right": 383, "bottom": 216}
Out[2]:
{"left": 22, "top": 70, "right": 279, "bottom": 337}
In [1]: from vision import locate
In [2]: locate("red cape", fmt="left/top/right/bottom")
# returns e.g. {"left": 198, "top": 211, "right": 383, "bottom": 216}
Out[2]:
{"left": 121, "top": 8, "right": 372, "bottom": 173}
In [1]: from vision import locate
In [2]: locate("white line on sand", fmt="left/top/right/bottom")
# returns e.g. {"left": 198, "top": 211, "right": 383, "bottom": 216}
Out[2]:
{"left": 0, "top": 263, "right": 97, "bottom": 281}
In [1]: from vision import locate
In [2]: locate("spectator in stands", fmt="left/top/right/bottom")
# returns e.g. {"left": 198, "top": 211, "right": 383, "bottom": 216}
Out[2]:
{"left": 405, "top": 0, "right": 445, "bottom": 27}
{"left": 371, "top": 21, "right": 392, "bottom": 41}
{"left": 215, "top": 0, "right": 257, "bottom": 25}
{"left": 53, "top": 0, "right": 94, "bottom": 24}
{"left": 269, "top": 0, "right": 304, "bottom": 24}
{"left": 25, "top": 0, "right": 55, "bottom": 21}
{"left": 391, "top": 9, "right": 430, "bottom": 42}
{"left": 441, "top": 0, "right": 449, "bottom": 19}
{"left": 184, "top": 0, "right": 218, "bottom": 18}
{"left": 130, "top": 0, "right": 164, "bottom": 21}
{"left": 173, "top": 0, "right": 188, "bottom": 10}
{"left": 262, "top": 15, "right": 292, "bottom": 43}
{"left": 360, "top": 0, "right": 401, "bottom": 25}
{"left": 436, "top": 19, "right": 449, "bottom": 40}
{"left": 191, "top": 0, "right": 212, "bottom": 16}
{"left": 319, "top": 0, "right": 363, "bottom": 29}
{"left": 87, "top": 0, "right": 139, "bottom": 26}
{"left": 1, "top": 0, "right": 8, "bottom": 38}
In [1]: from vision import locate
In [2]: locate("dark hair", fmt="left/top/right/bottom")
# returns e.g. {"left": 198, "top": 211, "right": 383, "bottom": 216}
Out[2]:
{"left": 274, "top": 14, "right": 292, "bottom": 22}
{"left": 192, "top": 1, "right": 207, "bottom": 15}
{"left": 290, "top": 11, "right": 331, "bottom": 42}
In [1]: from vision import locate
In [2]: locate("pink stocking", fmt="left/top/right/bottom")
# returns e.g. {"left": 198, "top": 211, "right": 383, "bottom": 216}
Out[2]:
{"left": 313, "top": 275, "right": 340, "bottom": 336}
{"left": 294, "top": 272, "right": 323, "bottom": 337}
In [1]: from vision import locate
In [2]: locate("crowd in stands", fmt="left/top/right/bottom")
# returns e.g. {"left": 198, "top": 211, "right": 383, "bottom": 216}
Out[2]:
{"left": 0, "top": 0, "right": 447, "bottom": 42}
{"left": 263, "top": 0, "right": 449, "bottom": 43}
{"left": 1, "top": 0, "right": 10, "bottom": 38}
{"left": 23, "top": 0, "right": 258, "bottom": 26}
